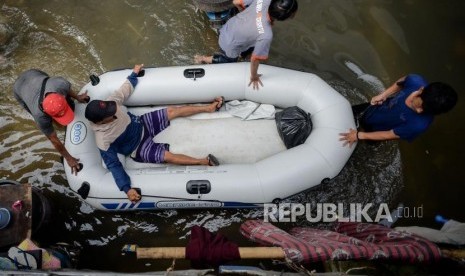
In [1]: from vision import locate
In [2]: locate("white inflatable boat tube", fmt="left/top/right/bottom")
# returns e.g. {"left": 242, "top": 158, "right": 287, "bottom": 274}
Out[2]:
{"left": 64, "top": 63, "right": 356, "bottom": 211}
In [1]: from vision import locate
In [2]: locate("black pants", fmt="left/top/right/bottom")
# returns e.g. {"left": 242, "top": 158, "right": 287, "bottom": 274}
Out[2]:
{"left": 352, "top": 102, "right": 370, "bottom": 118}
{"left": 352, "top": 102, "right": 372, "bottom": 130}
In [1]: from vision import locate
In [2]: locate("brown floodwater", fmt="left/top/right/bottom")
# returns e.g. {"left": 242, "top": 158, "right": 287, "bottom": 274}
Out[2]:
{"left": 0, "top": 0, "right": 464, "bottom": 272}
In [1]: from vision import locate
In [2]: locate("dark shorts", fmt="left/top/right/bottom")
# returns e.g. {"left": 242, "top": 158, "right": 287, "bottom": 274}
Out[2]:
{"left": 212, "top": 52, "right": 238, "bottom": 64}
{"left": 212, "top": 47, "right": 254, "bottom": 64}
{"left": 133, "top": 109, "right": 170, "bottom": 163}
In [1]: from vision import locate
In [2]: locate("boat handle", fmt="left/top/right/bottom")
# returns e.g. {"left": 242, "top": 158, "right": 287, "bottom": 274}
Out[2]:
{"left": 186, "top": 180, "right": 211, "bottom": 197}
{"left": 184, "top": 68, "right": 205, "bottom": 81}
{"left": 89, "top": 74, "right": 100, "bottom": 86}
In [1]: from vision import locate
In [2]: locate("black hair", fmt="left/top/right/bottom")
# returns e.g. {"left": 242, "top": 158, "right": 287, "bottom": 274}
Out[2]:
{"left": 269, "top": 0, "right": 298, "bottom": 21}
{"left": 85, "top": 100, "right": 117, "bottom": 123}
{"left": 421, "top": 82, "right": 458, "bottom": 115}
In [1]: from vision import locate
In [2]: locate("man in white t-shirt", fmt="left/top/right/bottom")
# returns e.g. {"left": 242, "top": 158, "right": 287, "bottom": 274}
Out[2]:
{"left": 195, "top": 0, "right": 298, "bottom": 90}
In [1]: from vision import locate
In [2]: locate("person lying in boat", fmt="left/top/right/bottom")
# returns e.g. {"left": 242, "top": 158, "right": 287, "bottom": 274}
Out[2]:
{"left": 84, "top": 64, "right": 223, "bottom": 203}
{"left": 339, "top": 74, "right": 458, "bottom": 147}
{"left": 13, "top": 69, "right": 90, "bottom": 175}
{"left": 194, "top": 0, "right": 298, "bottom": 90}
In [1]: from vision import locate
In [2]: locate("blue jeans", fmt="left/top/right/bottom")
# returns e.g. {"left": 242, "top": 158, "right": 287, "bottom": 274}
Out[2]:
{"left": 212, "top": 47, "right": 254, "bottom": 63}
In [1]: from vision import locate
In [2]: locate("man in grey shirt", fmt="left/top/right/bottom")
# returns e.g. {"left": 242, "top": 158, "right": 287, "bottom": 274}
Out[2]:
{"left": 195, "top": 0, "right": 298, "bottom": 90}
{"left": 13, "top": 69, "right": 89, "bottom": 175}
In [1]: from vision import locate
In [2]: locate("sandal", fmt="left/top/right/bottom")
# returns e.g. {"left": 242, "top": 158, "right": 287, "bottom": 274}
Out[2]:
{"left": 207, "top": 154, "right": 220, "bottom": 166}
{"left": 8, "top": 247, "right": 38, "bottom": 269}
{"left": 215, "top": 96, "right": 225, "bottom": 111}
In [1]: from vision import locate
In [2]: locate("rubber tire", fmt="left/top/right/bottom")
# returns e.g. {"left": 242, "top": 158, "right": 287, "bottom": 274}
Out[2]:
{"left": 193, "top": 0, "right": 234, "bottom": 12}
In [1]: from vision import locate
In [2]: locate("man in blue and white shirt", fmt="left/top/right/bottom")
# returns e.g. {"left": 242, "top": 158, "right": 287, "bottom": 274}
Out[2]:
{"left": 85, "top": 64, "right": 223, "bottom": 203}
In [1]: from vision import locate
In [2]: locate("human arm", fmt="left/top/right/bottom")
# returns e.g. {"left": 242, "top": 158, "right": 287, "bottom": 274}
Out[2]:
{"left": 370, "top": 76, "right": 406, "bottom": 105}
{"left": 100, "top": 147, "right": 141, "bottom": 203}
{"left": 248, "top": 59, "right": 263, "bottom": 90}
{"left": 107, "top": 64, "right": 143, "bottom": 104}
{"left": 247, "top": 36, "right": 271, "bottom": 90}
{"left": 52, "top": 77, "right": 89, "bottom": 103}
{"left": 68, "top": 88, "right": 90, "bottom": 103}
{"left": 46, "top": 131, "right": 81, "bottom": 175}
{"left": 126, "top": 189, "right": 141, "bottom": 203}
{"left": 358, "top": 130, "right": 399, "bottom": 141}
{"left": 233, "top": 0, "right": 246, "bottom": 11}
{"left": 339, "top": 128, "right": 400, "bottom": 147}
{"left": 127, "top": 63, "right": 143, "bottom": 87}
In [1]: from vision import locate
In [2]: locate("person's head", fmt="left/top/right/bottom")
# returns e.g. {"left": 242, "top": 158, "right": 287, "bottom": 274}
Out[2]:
{"left": 269, "top": 0, "right": 298, "bottom": 21}
{"left": 85, "top": 100, "right": 117, "bottom": 124}
{"left": 42, "top": 93, "right": 74, "bottom": 125}
{"left": 418, "top": 82, "right": 458, "bottom": 115}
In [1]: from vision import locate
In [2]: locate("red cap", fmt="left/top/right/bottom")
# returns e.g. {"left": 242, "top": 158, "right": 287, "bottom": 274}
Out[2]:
{"left": 42, "top": 93, "right": 74, "bottom": 126}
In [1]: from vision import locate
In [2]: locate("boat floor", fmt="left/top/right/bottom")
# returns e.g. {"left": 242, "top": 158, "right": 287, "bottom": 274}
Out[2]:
{"left": 121, "top": 108, "right": 286, "bottom": 169}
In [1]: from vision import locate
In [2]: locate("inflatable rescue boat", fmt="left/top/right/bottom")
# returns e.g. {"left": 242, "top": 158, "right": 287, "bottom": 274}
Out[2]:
{"left": 64, "top": 63, "right": 356, "bottom": 211}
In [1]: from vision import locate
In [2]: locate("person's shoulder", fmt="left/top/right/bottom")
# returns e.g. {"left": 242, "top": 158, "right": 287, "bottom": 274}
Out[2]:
{"left": 260, "top": 22, "right": 274, "bottom": 39}
{"left": 47, "top": 76, "right": 71, "bottom": 93}
{"left": 405, "top": 74, "right": 427, "bottom": 86}
{"left": 14, "top": 69, "right": 48, "bottom": 86}
{"left": 48, "top": 76, "right": 70, "bottom": 85}
{"left": 19, "top": 69, "right": 48, "bottom": 78}
{"left": 396, "top": 114, "right": 432, "bottom": 141}
{"left": 410, "top": 112, "right": 434, "bottom": 130}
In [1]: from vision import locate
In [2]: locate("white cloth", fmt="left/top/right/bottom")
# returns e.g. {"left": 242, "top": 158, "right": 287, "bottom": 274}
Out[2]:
{"left": 225, "top": 100, "right": 275, "bottom": 120}
{"left": 395, "top": 220, "right": 465, "bottom": 245}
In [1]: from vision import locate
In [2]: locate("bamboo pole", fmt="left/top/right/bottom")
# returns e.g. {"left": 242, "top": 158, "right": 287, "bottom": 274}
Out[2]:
{"left": 128, "top": 245, "right": 465, "bottom": 261}
{"left": 239, "top": 247, "right": 286, "bottom": 259}
{"left": 135, "top": 246, "right": 285, "bottom": 260}
{"left": 441, "top": 249, "right": 465, "bottom": 260}
{"left": 137, "top": 247, "right": 185, "bottom": 259}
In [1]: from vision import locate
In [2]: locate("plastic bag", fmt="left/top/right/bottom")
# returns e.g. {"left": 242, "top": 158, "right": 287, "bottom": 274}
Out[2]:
{"left": 275, "top": 106, "right": 312, "bottom": 149}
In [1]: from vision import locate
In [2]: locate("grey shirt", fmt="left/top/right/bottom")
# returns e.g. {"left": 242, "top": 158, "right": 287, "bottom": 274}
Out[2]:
{"left": 13, "top": 69, "right": 72, "bottom": 136}
{"left": 218, "top": 0, "right": 273, "bottom": 60}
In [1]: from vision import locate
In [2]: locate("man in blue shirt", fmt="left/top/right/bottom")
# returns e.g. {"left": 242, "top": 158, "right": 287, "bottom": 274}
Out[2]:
{"left": 340, "top": 74, "right": 458, "bottom": 146}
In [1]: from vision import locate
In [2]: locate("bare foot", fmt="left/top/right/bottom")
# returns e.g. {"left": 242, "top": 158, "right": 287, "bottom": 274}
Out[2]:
{"left": 194, "top": 55, "right": 212, "bottom": 64}
{"left": 206, "top": 96, "right": 224, "bottom": 112}
{"left": 194, "top": 55, "right": 204, "bottom": 64}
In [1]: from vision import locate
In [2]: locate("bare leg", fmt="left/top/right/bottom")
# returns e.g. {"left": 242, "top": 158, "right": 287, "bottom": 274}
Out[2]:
{"left": 167, "top": 97, "right": 223, "bottom": 120}
{"left": 164, "top": 151, "right": 209, "bottom": 165}
{"left": 194, "top": 55, "right": 213, "bottom": 64}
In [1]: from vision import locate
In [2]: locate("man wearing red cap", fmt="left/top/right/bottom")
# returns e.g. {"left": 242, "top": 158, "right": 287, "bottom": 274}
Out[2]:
{"left": 13, "top": 69, "right": 89, "bottom": 175}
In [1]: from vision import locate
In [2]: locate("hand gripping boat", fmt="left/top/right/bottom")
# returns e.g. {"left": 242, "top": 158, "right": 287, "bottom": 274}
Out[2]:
{"left": 64, "top": 63, "right": 356, "bottom": 211}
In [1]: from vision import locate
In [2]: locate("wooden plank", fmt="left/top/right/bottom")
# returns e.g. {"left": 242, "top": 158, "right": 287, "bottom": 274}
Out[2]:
{"left": 0, "top": 183, "right": 32, "bottom": 247}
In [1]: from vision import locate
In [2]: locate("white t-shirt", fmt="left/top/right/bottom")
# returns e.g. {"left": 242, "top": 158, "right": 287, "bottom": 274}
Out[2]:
{"left": 218, "top": 0, "right": 273, "bottom": 61}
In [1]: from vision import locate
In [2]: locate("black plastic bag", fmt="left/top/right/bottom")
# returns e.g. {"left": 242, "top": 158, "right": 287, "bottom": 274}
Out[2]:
{"left": 275, "top": 106, "right": 313, "bottom": 149}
